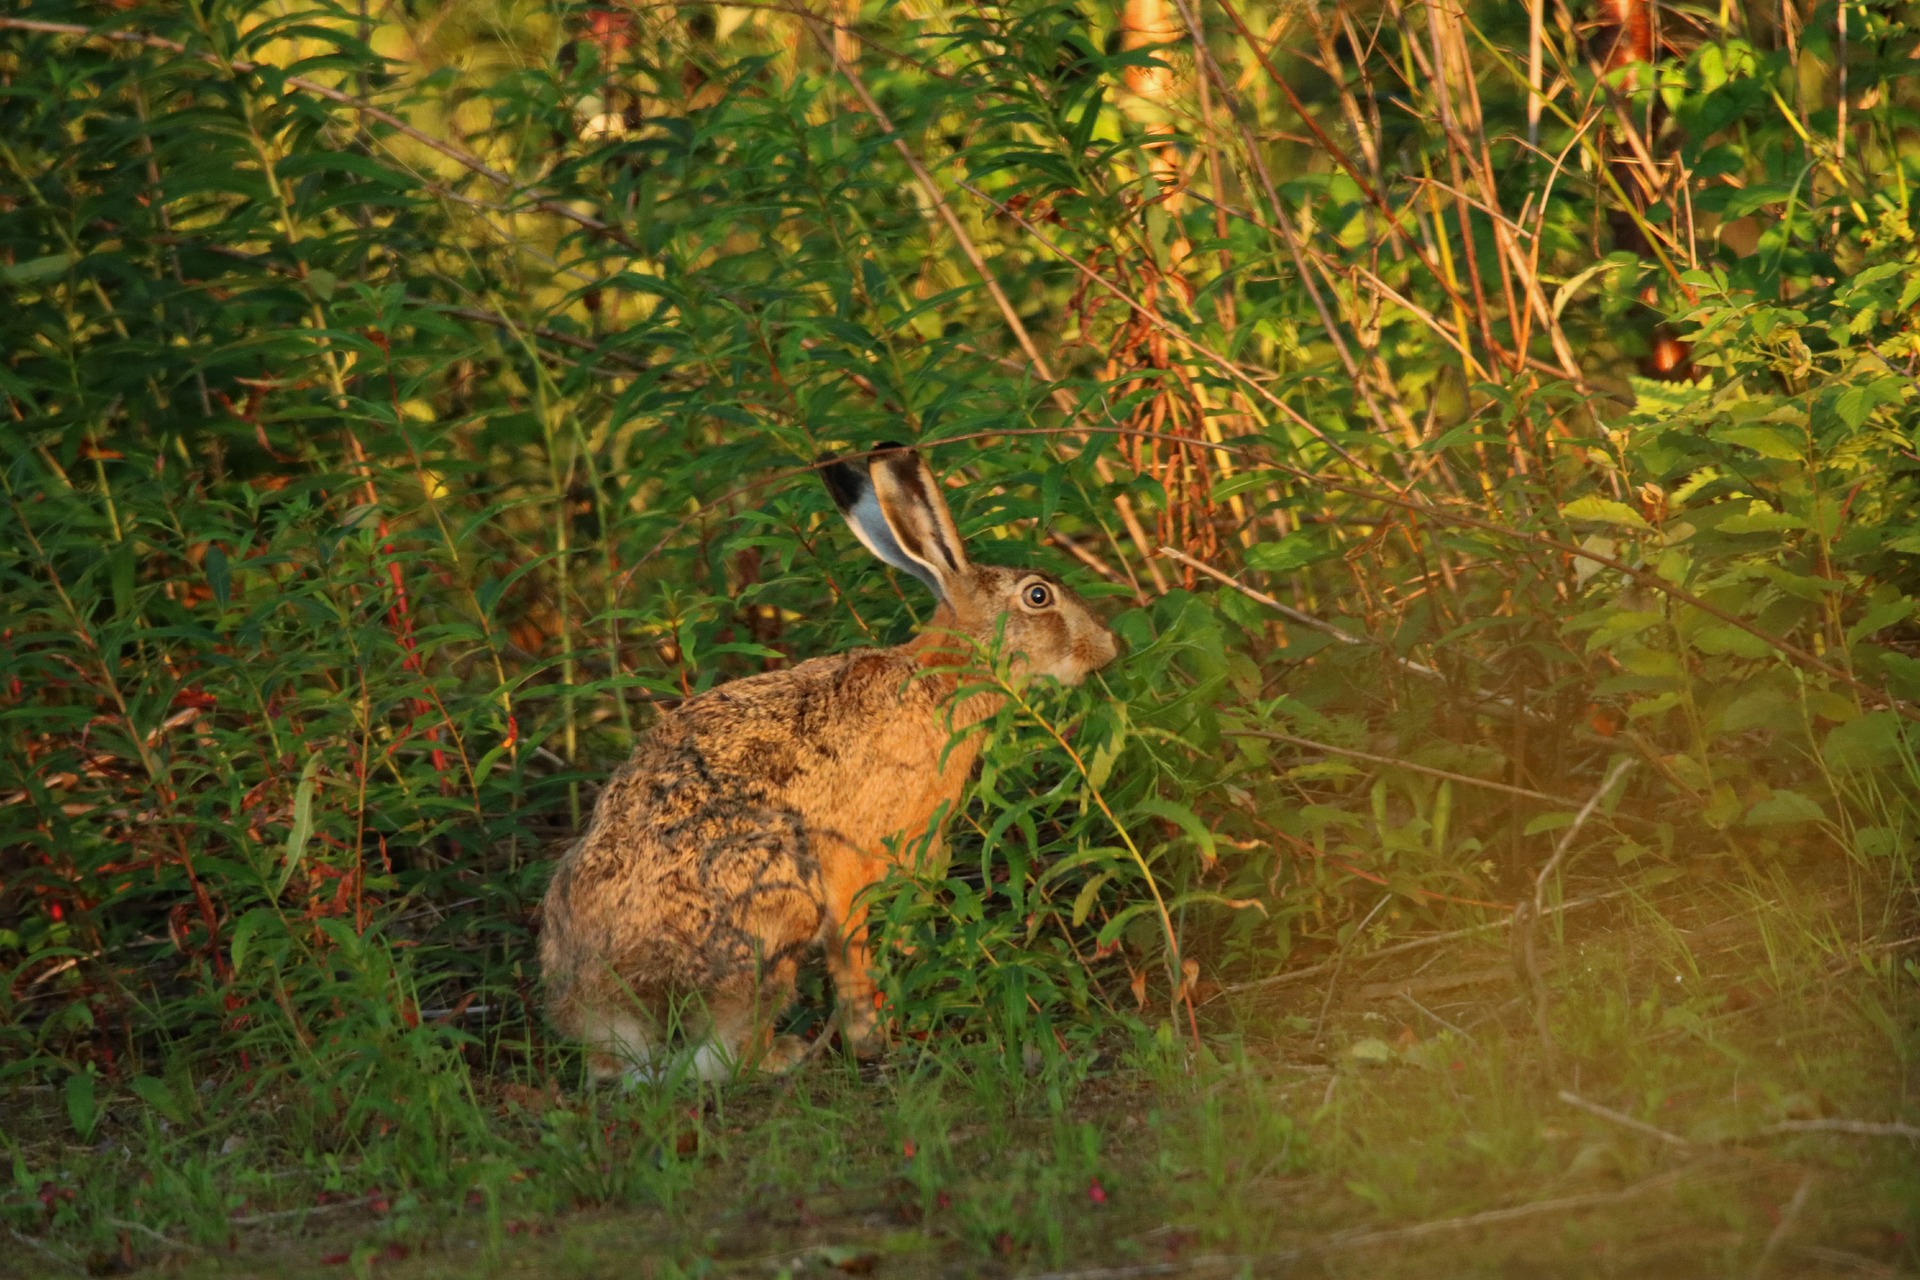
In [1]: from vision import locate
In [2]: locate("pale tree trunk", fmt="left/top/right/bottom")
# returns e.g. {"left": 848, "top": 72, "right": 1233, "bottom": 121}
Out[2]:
{"left": 1116, "top": 0, "right": 1225, "bottom": 581}
{"left": 1527, "top": 0, "right": 1544, "bottom": 149}
{"left": 1120, "top": 0, "right": 1186, "bottom": 235}
{"left": 1597, "top": 0, "right": 1654, "bottom": 73}
{"left": 1121, "top": 0, "right": 1180, "bottom": 101}
{"left": 835, "top": 0, "right": 859, "bottom": 67}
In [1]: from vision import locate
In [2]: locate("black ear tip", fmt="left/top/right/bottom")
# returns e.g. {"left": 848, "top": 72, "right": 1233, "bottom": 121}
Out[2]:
{"left": 820, "top": 454, "right": 867, "bottom": 510}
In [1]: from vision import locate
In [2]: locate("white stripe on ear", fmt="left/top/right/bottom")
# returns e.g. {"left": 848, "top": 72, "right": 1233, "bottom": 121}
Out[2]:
{"left": 869, "top": 448, "right": 970, "bottom": 603}
{"left": 823, "top": 452, "right": 947, "bottom": 599}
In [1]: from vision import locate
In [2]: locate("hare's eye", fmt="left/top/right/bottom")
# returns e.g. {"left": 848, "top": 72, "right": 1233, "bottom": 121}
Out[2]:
{"left": 1023, "top": 582, "right": 1054, "bottom": 608}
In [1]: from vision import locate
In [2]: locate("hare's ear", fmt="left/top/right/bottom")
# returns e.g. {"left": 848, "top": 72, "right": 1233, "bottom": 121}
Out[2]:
{"left": 821, "top": 443, "right": 968, "bottom": 603}
{"left": 867, "top": 445, "right": 970, "bottom": 603}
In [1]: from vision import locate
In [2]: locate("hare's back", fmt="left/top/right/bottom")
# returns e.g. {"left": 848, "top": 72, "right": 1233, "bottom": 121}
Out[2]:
{"left": 555, "top": 704, "right": 828, "bottom": 986}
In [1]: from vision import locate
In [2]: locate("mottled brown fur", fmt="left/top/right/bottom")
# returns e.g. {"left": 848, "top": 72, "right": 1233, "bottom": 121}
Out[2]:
{"left": 540, "top": 449, "right": 1119, "bottom": 1081}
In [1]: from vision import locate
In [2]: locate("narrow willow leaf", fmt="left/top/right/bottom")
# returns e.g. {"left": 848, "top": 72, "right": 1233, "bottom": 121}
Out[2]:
{"left": 0, "top": 253, "right": 72, "bottom": 284}
{"left": 278, "top": 752, "right": 322, "bottom": 897}
{"left": 1071, "top": 872, "right": 1112, "bottom": 928}
{"left": 1131, "top": 796, "right": 1218, "bottom": 869}
{"left": 66, "top": 1072, "right": 98, "bottom": 1141}
{"left": 230, "top": 908, "right": 281, "bottom": 979}
{"left": 1560, "top": 496, "right": 1652, "bottom": 530}
{"left": 205, "top": 544, "right": 231, "bottom": 607}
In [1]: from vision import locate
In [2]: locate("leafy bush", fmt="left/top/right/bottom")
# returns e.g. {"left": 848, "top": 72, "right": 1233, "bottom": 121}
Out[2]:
{"left": 2, "top": 0, "right": 1916, "bottom": 1192}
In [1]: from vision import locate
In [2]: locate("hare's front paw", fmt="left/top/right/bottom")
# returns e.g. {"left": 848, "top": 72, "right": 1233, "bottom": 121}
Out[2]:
{"left": 758, "top": 1034, "right": 811, "bottom": 1075}
{"left": 848, "top": 1027, "right": 889, "bottom": 1059}
{"left": 840, "top": 1001, "right": 890, "bottom": 1058}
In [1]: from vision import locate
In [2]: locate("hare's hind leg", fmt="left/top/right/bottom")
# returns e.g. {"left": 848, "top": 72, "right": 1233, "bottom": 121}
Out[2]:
{"left": 578, "top": 1007, "right": 669, "bottom": 1083}
{"left": 684, "top": 960, "right": 803, "bottom": 1081}
{"left": 820, "top": 852, "right": 888, "bottom": 1056}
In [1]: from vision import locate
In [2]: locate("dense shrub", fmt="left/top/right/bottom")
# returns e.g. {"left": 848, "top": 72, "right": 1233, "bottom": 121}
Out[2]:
{"left": 2, "top": 0, "right": 1916, "bottom": 1110}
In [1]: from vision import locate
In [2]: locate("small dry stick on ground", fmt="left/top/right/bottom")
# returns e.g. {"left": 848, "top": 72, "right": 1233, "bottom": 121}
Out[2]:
{"left": 1749, "top": 1171, "right": 1814, "bottom": 1280}
{"left": 1319, "top": 1160, "right": 1722, "bottom": 1252}
{"left": 225, "top": 1195, "right": 381, "bottom": 1227}
{"left": 1513, "top": 758, "right": 1636, "bottom": 1071}
{"left": 1789, "top": 1245, "right": 1898, "bottom": 1278}
{"left": 1229, "top": 726, "right": 1641, "bottom": 812}
{"left": 1760, "top": 1119, "right": 1920, "bottom": 1140}
{"left": 1558, "top": 1089, "right": 1691, "bottom": 1148}
{"left": 107, "top": 1219, "right": 203, "bottom": 1254}
{"left": 1207, "top": 886, "right": 1638, "bottom": 1003}
{"left": 1022, "top": 1162, "right": 1730, "bottom": 1280}
{"left": 8, "top": 1228, "right": 83, "bottom": 1276}
{"left": 1312, "top": 893, "right": 1394, "bottom": 1050}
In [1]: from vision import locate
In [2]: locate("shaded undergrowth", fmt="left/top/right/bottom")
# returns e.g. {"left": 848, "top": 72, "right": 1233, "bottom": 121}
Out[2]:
{"left": 7, "top": 860, "right": 1915, "bottom": 1277}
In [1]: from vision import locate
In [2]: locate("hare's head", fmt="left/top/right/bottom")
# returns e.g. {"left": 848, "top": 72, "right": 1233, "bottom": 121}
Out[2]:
{"left": 823, "top": 445, "right": 1120, "bottom": 686}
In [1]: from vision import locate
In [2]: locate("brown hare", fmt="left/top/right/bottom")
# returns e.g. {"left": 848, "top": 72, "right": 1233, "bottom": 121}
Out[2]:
{"left": 540, "top": 444, "right": 1121, "bottom": 1082}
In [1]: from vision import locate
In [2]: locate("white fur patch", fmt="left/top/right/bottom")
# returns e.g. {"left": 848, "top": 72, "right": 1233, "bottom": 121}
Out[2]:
{"left": 687, "top": 1041, "right": 738, "bottom": 1082}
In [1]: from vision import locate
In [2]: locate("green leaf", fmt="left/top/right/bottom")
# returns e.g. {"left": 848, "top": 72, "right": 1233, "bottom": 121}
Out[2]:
{"left": 1711, "top": 424, "right": 1802, "bottom": 461}
{"left": 1284, "top": 759, "right": 1362, "bottom": 782}
{"left": 1806, "top": 691, "right": 1859, "bottom": 722}
{"left": 1883, "top": 653, "right": 1920, "bottom": 698}
{"left": 1573, "top": 535, "right": 1618, "bottom": 586}
{"left": 1523, "top": 812, "right": 1574, "bottom": 837}
{"left": 1846, "top": 597, "right": 1914, "bottom": 647}
{"left": 1165, "top": 889, "right": 1268, "bottom": 917}
{"left": 1628, "top": 691, "right": 1682, "bottom": 719}
{"left": 66, "top": 1072, "right": 98, "bottom": 1140}
{"left": 1743, "top": 789, "right": 1826, "bottom": 827}
{"left": 1720, "top": 686, "right": 1792, "bottom": 732}
{"left": 1, "top": 253, "right": 74, "bottom": 284}
{"left": 1822, "top": 712, "right": 1904, "bottom": 772}
{"left": 1854, "top": 827, "right": 1899, "bottom": 859}
{"left": 1130, "top": 796, "right": 1218, "bottom": 868}
{"left": 279, "top": 752, "right": 322, "bottom": 896}
{"left": 1561, "top": 496, "right": 1651, "bottom": 530}
{"left": 1096, "top": 901, "right": 1162, "bottom": 949}
{"left": 229, "top": 907, "right": 280, "bottom": 977}
{"left": 1423, "top": 421, "right": 1504, "bottom": 450}
{"left": 1067, "top": 86, "right": 1105, "bottom": 154}
{"left": 1553, "top": 260, "right": 1616, "bottom": 325}
{"left": 1717, "top": 502, "right": 1804, "bottom": 534}
{"left": 1689, "top": 624, "right": 1773, "bottom": 659}
{"left": 1038, "top": 844, "right": 1132, "bottom": 887}
{"left": 1085, "top": 705, "right": 1128, "bottom": 791}
{"left": 110, "top": 539, "right": 135, "bottom": 619}
{"left": 1584, "top": 610, "right": 1664, "bottom": 653}
{"left": 1833, "top": 377, "right": 1906, "bottom": 430}
{"left": 1243, "top": 533, "right": 1332, "bottom": 574}
{"left": 205, "top": 544, "right": 231, "bottom": 607}
{"left": 1756, "top": 564, "right": 1836, "bottom": 601}
{"left": 129, "top": 1074, "right": 188, "bottom": 1124}
{"left": 1612, "top": 840, "right": 1649, "bottom": 865}
{"left": 1071, "top": 872, "right": 1111, "bottom": 928}
{"left": 1718, "top": 182, "right": 1796, "bottom": 218}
